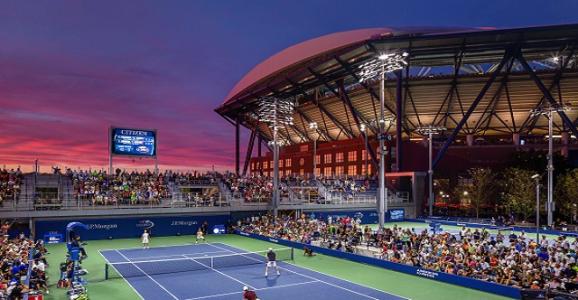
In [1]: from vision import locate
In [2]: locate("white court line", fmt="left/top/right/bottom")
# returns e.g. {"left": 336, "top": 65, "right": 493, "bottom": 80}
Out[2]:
{"left": 181, "top": 254, "right": 256, "bottom": 291}
{"left": 100, "top": 242, "right": 222, "bottom": 252}
{"left": 212, "top": 242, "right": 411, "bottom": 300}
{"left": 123, "top": 250, "right": 231, "bottom": 262}
{"left": 207, "top": 243, "right": 382, "bottom": 300}
{"left": 115, "top": 250, "right": 180, "bottom": 300}
{"left": 184, "top": 280, "right": 319, "bottom": 300}
{"left": 98, "top": 251, "right": 145, "bottom": 300}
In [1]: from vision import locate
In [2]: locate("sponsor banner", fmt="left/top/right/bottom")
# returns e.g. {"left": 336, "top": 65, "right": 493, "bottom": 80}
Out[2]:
{"left": 236, "top": 231, "right": 521, "bottom": 299}
{"left": 35, "top": 214, "right": 229, "bottom": 241}
{"left": 307, "top": 209, "right": 404, "bottom": 224}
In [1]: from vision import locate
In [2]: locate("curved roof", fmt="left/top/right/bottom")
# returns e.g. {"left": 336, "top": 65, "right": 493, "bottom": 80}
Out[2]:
{"left": 222, "top": 26, "right": 491, "bottom": 106}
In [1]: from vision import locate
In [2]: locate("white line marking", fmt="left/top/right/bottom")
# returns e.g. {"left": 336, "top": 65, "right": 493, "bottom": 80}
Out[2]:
{"left": 98, "top": 251, "right": 145, "bottom": 300}
{"left": 122, "top": 250, "right": 231, "bottom": 261}
{"left": 100, "top": 242, "right": 222, "bottom": 252}
{"left": 184, "top": 280, "right": 320, "bottom": 300}
{"left": 207, "top": 243, "right": 382, "bottom": 300}
{"left": 181, "top": 255, "right": 256, "bottom": 291}
{"left": 215, "top": 242, "right": 411, "bottom": 300}
{"left": 115, "top": 250, "right": 180, "bottom": 300}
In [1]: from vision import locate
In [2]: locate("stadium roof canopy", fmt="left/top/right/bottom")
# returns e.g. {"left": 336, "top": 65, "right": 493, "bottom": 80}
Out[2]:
{"left": 216, "top": 24, "right": 578, "bottom": 169}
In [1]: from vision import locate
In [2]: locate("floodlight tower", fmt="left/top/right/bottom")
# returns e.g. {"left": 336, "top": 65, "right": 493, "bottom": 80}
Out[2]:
{"left": 309, "top": 122, "right": 318, "bottom": 179}
{"left": 358, "top": 51, "right": 408, "bottom": 228}
{"left": 258, "top": 96, "right": 295, "bottom": 218}
{"left": 415, "top": 125, "right": 446, "bottom": 217}
{"left": 530, "top": 104, "right": 572, "bottom": 227}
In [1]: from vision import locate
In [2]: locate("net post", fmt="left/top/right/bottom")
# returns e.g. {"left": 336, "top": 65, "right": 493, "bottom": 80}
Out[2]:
{"left": 105, "top": 263, "right": 109, "bottom": 280}
{"left": 291, "top": 247, "right": 294, "bottom": 261}
{"left": 211, "top": 257, "right": 214, "bottom": 268}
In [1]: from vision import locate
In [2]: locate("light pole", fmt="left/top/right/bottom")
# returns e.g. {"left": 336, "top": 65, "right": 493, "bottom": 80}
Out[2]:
{"left": 532, "top": 173, "right": 541, "bottom": 241}
{"left": 258, "top": 96, "right": 294, "bottom": 218}
{"left": 358, "top": 51, "right": 408, "bottom": 228}
{"left": 309, "top": 122, "right": 318, "bottom": 179}
{"left": 415, "top": 125, "right": 446, "bottom": 217}
{"left": 530, "top": 104, "right": 571, "bottom": 227}
{"left": 360, "top": 124, "right": 369, "bottom": 177}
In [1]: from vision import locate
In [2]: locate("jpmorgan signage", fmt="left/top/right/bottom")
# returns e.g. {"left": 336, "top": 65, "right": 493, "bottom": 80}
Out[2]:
{"left": 35, "top": 214, "right": 229, "bottom": 240}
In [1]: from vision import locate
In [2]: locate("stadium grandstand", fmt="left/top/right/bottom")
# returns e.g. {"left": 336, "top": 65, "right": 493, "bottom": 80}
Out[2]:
{"left": 1, "top": 24, "right": 578, "bottom": 300}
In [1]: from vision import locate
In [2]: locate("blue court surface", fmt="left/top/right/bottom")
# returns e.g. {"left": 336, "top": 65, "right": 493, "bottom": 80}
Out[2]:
{"left": 99, "top": 243, "right": 408, "bottom": 300}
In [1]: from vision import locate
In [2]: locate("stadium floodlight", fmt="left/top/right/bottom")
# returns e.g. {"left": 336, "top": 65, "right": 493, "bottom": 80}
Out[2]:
{"left": 308, "top": 122, "right": 318, "bottom": 179}
{"left": 358, "top": 52, "right": 408, "bottom": 83}
{"left": 358, "top": 51, "right": 408, "bottom": 229}
{"left": 530, "top": 104, "right": 572, "bottom": 227}
{"left": 415, "top": 125, "right": 446, "bottom": 217}
{"left": 258, "top": 96, "right": 295, "bottom": 218}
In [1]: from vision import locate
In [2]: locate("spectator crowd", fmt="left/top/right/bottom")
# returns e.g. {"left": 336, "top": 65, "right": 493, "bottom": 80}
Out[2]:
{"left": 0, "top": 222, "right": 49, "bottom": 299}
{"left": 238, "top": 215, "right": 578, "bottom": 294}
{"left": 0, "top": 168, "right": 23, "bottom": 207}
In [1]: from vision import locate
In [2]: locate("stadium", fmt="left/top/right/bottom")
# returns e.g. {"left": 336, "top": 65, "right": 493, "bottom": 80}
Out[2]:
{"left": 1, "top": 6, "right": 578, "bottom": 300}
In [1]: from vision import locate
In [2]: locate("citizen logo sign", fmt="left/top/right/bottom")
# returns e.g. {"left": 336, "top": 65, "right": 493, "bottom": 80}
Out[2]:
{"left": 88, "top": 224, "right": 118, "bottom": 230}
{"left": 136, "top": 220, "right": 155, "bottom": 228}
{"left": 268, "top": 238, "right": 278, "bottom": 243}
{"left": 120, "top": 130, "right": 149, "bottom": 136}
{"left": 240, "top": 232, "right": 250, "bottom": 236}
{"left": 170, "top": 221, "right": 198, "bottom": 226}
{"left": 416, "top": 269, "right": 439, "bottom": 279}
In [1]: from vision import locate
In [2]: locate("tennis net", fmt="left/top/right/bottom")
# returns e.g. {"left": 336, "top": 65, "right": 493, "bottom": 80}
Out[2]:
{"left": 104, "top": 247, "right": 294, "bottom": 280}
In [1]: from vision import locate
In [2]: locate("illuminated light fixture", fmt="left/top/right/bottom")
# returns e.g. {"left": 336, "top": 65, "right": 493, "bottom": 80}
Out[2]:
{"left": 358, "top": 52, "right": 408, "bottom": 83}
{"left": 258, "top": 96, "right": 294, "bottom": 218}
{"left": 415, "top": 125, "right": 446, "bottom": 217}
{"left": 359, "top": 123, "right": 366, "bottom": 132}
{"left": 308, "top": 122, "right": 318, "bottom": 130}
{"left": 529, "top": 103, "right": 572, "bottom": 228}
{"left": 357, "top": 50, "right": 407, "bottom": 229}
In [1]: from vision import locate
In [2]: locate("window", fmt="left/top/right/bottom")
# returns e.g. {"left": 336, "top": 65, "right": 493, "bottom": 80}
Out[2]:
{"left": 348, "top": 151, "right": 357, "bottom": 162}
{"left": 335, "top": 166, "right": 344, "bottom": 175}
{"left": 362, "top": 149, "right": 367, "bottom": 161}
{"left": 300, "top": 144, "right": 309, "bottom": 152}
{"left": 284, "top": 169, "right": 291, "bottom": 176}
{"left": 251, "top": 162, "right": 255, "bottom": 170}
{"left": 315, "top": 168, "right": 321, "bottom": 176}
{"left": 279, "top": 159, "right": 284, "bottom": 168}
{"left": 335, "top": 152, "right": 344, "bottom": 163}
{"left": 348, "top": 165, "right": 357, "bottom": 176}
{"left": 299, "top": 158, "right": 305, "bottom": 166}
{"left": 285, "top": 158, "right": 292, "bottom": 167}
{"left": 324, "top": 153, "right": 332, "bottom": 164}
{"left": 315, "top": 155, "right": 320, "bottom": 165}
{"left": 323, "top": 167, "right": 332, "bottom": 176}
{"left": 270, "top": 161, "right": 273, "bottom": 169}
{"left": 263, "top": 161, "right": 268, "bottom": 169}
{"left": 299, "top": 169, "right": 304, "bottom": 176}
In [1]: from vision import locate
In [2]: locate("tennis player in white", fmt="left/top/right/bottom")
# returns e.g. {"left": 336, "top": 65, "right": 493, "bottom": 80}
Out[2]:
{"left": 265, "top": 248, "right": 280, "bottom": 276}
{"left": 141, "top": 229, "right": 150, "bottom": 249}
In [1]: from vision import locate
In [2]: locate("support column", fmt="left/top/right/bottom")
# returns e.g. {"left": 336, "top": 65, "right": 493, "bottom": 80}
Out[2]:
{"left": 235, "top": 118, "right": 240, "bottom": 176}
{"left": 512, "top": 133, "right": 520, "bottom": 146}
{"left": 561, "top": 132, "right": 570, "bottom": 157}
{"left": 257, "top": 136, "right": 263, "bottom": 175}
{"left": 466, "top": 134, "right": 474, "bottom": 147}
{"left": 395, "top": 70, "right": 403, "bottom": 172}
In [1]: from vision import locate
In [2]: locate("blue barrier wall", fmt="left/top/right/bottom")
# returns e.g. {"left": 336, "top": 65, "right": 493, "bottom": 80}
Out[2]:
{"left": 306, "top": 208, "right": 405, "bottom": 224}
{"left": 408, "top": 218, "right": 578, "bottom": 237}
{"left": 237, "top": 231, "right": 521, "bottom": 299}
{"left": 36, "top": 214, "right": 230, "bottom": 241}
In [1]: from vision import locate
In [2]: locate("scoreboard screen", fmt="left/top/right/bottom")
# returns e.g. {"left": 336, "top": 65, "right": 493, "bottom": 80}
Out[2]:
{"left": 111, "top": 128, "right": 157, "bottom": 157}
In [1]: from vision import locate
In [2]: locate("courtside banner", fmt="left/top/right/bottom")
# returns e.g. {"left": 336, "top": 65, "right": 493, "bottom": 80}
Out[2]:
{"left": 36, "top": 215, "right": 229, "bottom": 241}
{"left": 236, "top": 231, "right": 520, "bottom": 299}
{"left": 306, "top": 209, "right": 404, "bottom": 224}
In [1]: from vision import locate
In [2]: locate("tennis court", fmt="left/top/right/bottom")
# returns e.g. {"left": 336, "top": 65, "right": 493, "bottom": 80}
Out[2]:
{"left": 99, "top": 243, "right": 408, "bottom": 300}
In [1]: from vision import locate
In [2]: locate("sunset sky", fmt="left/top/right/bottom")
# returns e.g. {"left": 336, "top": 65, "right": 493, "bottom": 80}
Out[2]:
{"left": 1, "top": 0, "right": 577, "bottom": 172}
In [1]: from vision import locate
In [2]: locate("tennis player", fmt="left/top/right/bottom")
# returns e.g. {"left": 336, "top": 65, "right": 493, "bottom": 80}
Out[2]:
{"left": 141, "top": 229, "right": 150, "bottom": 249}
{"left": 242, "top": 286, "right": 258, "bottom": 300}
{"left": 264, "top": 248, "right": 280, "bottom": 277}
{"left": 195, "top": 228, "right": 205, "bottom": 244}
